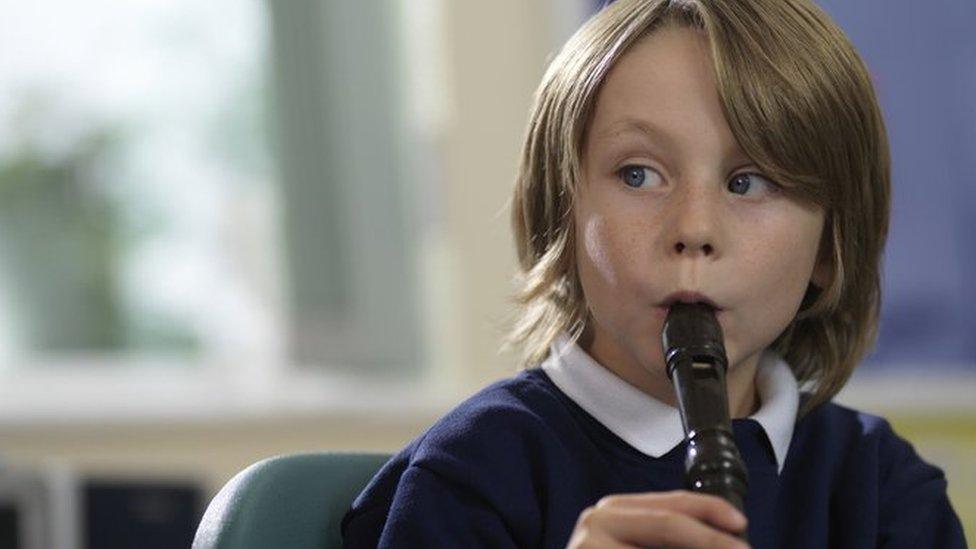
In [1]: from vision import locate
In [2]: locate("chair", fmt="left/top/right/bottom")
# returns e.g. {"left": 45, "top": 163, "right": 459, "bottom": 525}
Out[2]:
{"left": 192, "top": 452, "right": 391, "bottom": 549}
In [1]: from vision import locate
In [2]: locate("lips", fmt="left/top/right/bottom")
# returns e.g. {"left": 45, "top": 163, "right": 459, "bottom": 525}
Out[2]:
{"left": 659, "top": 291, "right": 722, "bottom": 311}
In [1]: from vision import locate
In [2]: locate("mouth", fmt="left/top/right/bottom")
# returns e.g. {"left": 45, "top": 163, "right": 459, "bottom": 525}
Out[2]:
{"left": 658, "top": 291, "right": 723, "bottom": 311}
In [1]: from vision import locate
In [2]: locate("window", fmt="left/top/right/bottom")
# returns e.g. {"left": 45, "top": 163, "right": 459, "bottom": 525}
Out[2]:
{"left": 0, "top": 0, "right": 278, "bottom": 362}
{"left": 0, "top": 0, "right": 442, "bottom": 421}
{"left": 0, "top": 0, "right": 434, "bottom": 380}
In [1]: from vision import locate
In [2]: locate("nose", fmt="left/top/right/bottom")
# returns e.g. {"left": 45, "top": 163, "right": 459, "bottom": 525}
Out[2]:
{"left": 668, "top": 183, "right": 720, "bottom": 258}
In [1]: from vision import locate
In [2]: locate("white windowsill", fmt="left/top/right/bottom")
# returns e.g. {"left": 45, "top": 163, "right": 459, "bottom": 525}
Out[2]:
{"left": 0, "top": 359, "right": 972, "bottom": 429}
{"left": 0, "top": 358, "right": 468, "bottom": 429}
{"left": 835, "top": 368, "right": 976, "bottom": 417}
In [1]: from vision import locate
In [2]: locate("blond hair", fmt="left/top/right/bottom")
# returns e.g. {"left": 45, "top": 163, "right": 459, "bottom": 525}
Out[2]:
{"left": 507, "top": 0, "right": 890, "bottom": 416}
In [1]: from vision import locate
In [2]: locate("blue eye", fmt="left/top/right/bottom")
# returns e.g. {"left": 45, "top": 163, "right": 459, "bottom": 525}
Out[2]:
{"left": 617, "top": 165, "right": 658, "bottom": 188}
{"left": 728, "top": 173, "right": 778, "bottom": 196}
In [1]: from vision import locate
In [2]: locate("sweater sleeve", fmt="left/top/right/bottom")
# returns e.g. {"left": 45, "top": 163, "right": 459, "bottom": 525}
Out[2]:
{"left": 343, "top": 384, "right": 553, "bottom": 548}
{"left": 374, "top": 463, "right": 520, "bottom": 548}
{"left": 876, "top": 422, "right": 967, "bottom": 548}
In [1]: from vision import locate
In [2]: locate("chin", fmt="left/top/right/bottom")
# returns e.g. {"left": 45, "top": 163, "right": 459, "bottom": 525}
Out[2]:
{"left": 630, "top": 330, "right": 669, "bottom": 377}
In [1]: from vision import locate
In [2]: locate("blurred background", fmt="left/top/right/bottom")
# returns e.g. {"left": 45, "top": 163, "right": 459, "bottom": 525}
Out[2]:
{"left": 0, "top": 0, "right": 971, "bottom": 546}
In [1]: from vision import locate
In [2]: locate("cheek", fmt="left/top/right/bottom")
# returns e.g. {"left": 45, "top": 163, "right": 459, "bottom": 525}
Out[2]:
{"left": 575, "top": 212, "right": 643, "bottom": 325}
{"left": 581, "top": 216, "right": 618, "bottom": 287}
{"left": 575, "top": 207, "right": 659, "bottom": 337}
{"left": 733, "top": 215, "right": 823, "bottom": 344}
{"left": 575, "top": 216, "right": 619, "bottom": 319}
{"left": 754, "top": 239, "right": 817, "bottom": 294}
{"left": 576, "top": 209, "right": 653, "bottom": 298}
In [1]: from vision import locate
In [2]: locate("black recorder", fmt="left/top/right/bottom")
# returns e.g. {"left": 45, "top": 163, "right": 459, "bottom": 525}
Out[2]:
{"left": 662, "top": 302, "right": 749, "bottom": 517}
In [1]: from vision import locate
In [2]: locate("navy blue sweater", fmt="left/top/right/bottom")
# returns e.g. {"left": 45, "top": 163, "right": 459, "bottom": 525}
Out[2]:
{"left": 342, "top": 368, "right": 966, "bottom": 548}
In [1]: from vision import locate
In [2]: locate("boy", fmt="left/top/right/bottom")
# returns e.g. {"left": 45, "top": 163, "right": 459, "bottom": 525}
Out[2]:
{"left": 342, "top": 0, "right": 966, "bottom": 546}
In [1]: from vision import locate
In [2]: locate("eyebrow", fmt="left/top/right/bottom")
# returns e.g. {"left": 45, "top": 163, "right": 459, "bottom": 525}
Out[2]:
{"left": 594, "top": 117, "right": 752, "bottom": 163}
{"left": 594, "top": 118, "right": 674, "bottom": 145}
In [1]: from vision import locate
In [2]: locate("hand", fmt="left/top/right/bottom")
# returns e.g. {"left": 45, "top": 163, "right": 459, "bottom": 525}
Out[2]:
{"left": 566, "top": 490, "right": 749, "bottom": 548}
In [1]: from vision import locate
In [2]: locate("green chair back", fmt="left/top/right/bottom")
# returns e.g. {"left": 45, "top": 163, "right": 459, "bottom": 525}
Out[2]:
{"left": 193, "top": 452, "right": 391, "bottom": 549}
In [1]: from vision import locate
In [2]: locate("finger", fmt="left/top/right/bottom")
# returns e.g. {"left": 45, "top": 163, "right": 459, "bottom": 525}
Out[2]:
{"left": 567, "top": 531, "right": 635, "bottom": 549}
{"left": 596, "top": 491, "right": 747, "bottom": 533}
{"left": 595, "top": 507, "right": 749, "bottom": 549}
{"left": 569, "top": 508, "right": 642, "bottom": 549}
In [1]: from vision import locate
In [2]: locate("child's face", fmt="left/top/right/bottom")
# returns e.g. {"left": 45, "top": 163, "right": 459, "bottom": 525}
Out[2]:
{"left": 575, "top": 25, "right": 829, "bottom": 386}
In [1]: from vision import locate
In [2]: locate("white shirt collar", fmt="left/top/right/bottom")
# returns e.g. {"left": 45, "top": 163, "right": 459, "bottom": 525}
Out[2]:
{"left": 540, "top": 333, "right": 799, "bottom": 473}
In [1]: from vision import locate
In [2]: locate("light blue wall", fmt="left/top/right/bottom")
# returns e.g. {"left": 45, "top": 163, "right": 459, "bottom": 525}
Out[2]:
{"left": 814, "top": 0, "right": 975, "bottom": 371}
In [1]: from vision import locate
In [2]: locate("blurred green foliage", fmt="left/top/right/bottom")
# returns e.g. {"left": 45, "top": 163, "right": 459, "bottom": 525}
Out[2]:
{"left": 0, "top": 125, "right": 126, "bottom": 351}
